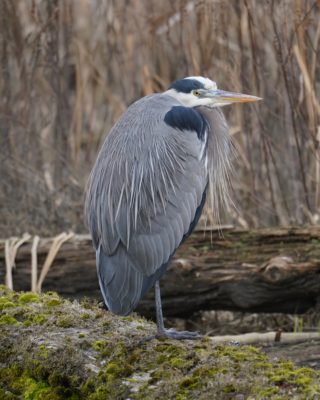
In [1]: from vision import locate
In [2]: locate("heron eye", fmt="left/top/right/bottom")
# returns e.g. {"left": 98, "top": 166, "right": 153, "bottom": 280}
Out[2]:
{"left": 193, "top": 90, "right": 201, "bottom": 97}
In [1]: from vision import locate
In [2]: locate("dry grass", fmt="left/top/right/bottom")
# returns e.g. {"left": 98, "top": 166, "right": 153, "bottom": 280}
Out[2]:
{"left": 0, "top": 0, "right": 319, "bottom": 235}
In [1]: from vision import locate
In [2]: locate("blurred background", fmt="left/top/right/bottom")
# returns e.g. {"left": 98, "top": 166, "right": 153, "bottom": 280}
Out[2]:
{"left": 1, "top": 0, "right": 319, "bottom": 237}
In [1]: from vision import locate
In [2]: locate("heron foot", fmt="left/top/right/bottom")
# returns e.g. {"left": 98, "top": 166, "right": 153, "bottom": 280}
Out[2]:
{"left": 156, "top": 328, "right": 201, "bottom": 340}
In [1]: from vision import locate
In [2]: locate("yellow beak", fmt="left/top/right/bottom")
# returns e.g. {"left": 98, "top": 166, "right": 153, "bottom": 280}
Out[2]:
{"left": 206, "top": 89, "right": 262, "bottom": 104}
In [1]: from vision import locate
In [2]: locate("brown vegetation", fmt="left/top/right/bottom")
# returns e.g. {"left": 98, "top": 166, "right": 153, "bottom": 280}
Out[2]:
{"left": 0, "top": 0, "right": 319, "bottom": 236}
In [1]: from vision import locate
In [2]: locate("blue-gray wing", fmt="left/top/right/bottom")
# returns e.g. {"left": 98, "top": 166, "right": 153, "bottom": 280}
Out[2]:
{"left": 85, "top": 94, "right": 208, "bottom": 315}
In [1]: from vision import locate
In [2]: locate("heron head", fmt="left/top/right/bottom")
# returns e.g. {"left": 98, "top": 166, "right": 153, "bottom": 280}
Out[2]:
{"left": 166, "top": 76, "right": 261, "bottom": 108}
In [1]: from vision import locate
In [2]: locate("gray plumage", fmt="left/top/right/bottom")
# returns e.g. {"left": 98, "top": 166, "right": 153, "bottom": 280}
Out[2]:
{"left": 84, "top": 77, "right": 260, "bottom": 325}
{"left": 85, "top": 93, "right": 230, "bottom": 315}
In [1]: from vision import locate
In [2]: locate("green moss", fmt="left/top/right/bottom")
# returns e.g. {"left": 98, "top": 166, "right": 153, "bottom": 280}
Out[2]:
{"left": 0, "top": 301, "right": 16, "bottom": 310}
{"left": 150, "top": 368, "right": 172, "bottom": 382}
{"left": 1, "top": 287, "right": 320, "bottom": 399}
{"left": 0, "top": 297, "right": 16, "bottom": 310}
{"left": 92, "top": 340, "right": 105, "bottom": 351}
{"left": 105, "top": 362, "right": 121, "bottom": 375}
{"left": 18, "top": 293, "right": 40, "bottom": 304}
{"left": 38, "top": 344, "right": 49, "bottom": 359}
{"left": 223, "top": 384, "right": 236, "bottom": 393}
{"left": 116, "top": 341, "right": 127, "bottom": 357}
{"left": 79, "top": 340, "right": 91, "bottom": 351}
{"left": 295, "top": 376, "right": 313, "bottom": 386}
{"left": 0, "top": 285, "right": 8, "bottom": 289}
{"left": 254, "top": 386, "right": 279, "bottom": 397}
{"left": 22, "top": 378, "right": 52, "bottom": 399}
{"left": 254, "top": 361, "right": 273, "bottom": 370}
{"left": 94, "top": 311, "right": 103, "bottom": 319}
{"left": 92, "top": 339, "right": 124, "bottom": 360}
{"left": 169, "top": 357, "right": 186, "bottom": 368}
{"left": 265, "top": 361, "right": 320, "bottom": 397}
{"left": 179, "top": 376, "right": 200, "bottom": 390}
{"left": 80, "top": 297, "right": 96, "bottom": 310}
{"left": 0, "top": 315, "right": 18, "bottom": 325}
{"left": 122, "top": 315, "right": 135, "bottom": 322}
{"left": 216, "top": 345, "right": 253, "bottom": 361}
{"left": 45, "top": 298, "right": 62, "bottom": 307}
{"left": 107, "top": 359, "right": 132, "bottom": 378}
{"left": 23, "top": 313, "right": 47, "bottom": 326}
{"left": 156, "top": 354, "right": 167, "bottom": 363}
{"left": 0, "top": 367, "right": 79, "bottom": 400}
{"left": 56, "top": 316, "right": 75, "bottom": 328}
{"left": 192, "top": 366, "right": 221, "bottom": 377}
{"left": 80, "top": 312, "right": 90, "bottom": 320}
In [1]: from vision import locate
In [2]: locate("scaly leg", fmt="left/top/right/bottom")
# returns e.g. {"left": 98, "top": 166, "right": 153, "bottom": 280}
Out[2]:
{"left": 155, "top": 280, "right": 201, "bottom": 340}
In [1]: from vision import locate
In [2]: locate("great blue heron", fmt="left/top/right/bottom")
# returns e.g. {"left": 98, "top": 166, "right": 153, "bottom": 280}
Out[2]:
{"left": 85, "top": 76, "right": 261, "bottom": 339}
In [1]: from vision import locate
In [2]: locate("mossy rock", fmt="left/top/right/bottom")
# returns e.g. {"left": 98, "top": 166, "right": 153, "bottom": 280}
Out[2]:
{"left": 0, "top": 286, "right": 319, "bottom": 399}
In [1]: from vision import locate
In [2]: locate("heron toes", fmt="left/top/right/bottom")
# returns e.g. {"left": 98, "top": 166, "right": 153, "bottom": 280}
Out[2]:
{"left": 157, "top": 328, "right": 201, "bottom": 340}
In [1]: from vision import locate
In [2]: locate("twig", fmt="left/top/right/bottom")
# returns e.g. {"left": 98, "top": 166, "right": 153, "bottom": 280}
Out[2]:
{"left": 36, "top": 232, "right": 74, "bottom": 293}
{"left": 4, "top": 233, "right": 31, "bottom": 289}
{"left": 31, "top": 236, "right": 40, "bottom": 292}
{"left": 210, "top": 331, "right": 320, "bottom": 345}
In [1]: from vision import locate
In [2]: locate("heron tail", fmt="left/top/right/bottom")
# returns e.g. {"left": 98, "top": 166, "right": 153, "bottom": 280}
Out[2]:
{"left": 96, "top": 244, "right": 143, "bottom": 316}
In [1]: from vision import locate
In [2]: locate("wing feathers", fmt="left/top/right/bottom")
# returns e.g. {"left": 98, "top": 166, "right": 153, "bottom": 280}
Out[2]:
{"left": 85, "top": 94, "right": 209, "bottom": 313}
{"left": 97, "top": 245, "right": 143, "bottom": 315}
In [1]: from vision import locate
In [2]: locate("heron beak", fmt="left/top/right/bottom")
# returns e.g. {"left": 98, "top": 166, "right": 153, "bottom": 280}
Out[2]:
{"left": 206, "top": 89, "right": 262, "bottom": 105}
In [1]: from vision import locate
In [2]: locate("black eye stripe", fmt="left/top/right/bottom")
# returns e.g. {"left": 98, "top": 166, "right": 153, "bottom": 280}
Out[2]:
{"left": 169, "top": 79, "right": 205, "bottom": 94}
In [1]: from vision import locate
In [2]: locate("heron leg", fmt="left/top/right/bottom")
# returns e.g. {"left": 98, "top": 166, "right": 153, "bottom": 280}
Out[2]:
{"left": 154, "top": 280, "right": 201, "bottom": 340}
{"left": 155, "top": 280, "right": 166, "bottom": 335}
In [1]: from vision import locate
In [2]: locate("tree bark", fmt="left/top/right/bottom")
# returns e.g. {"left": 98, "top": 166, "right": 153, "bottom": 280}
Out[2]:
{"left": 1, "top": 227, "right": 320, "bottom": 317}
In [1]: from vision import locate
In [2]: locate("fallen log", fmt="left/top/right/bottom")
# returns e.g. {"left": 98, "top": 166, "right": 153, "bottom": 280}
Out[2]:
{"left": 1, "top": 227, "right": 320, "bottom": 317}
